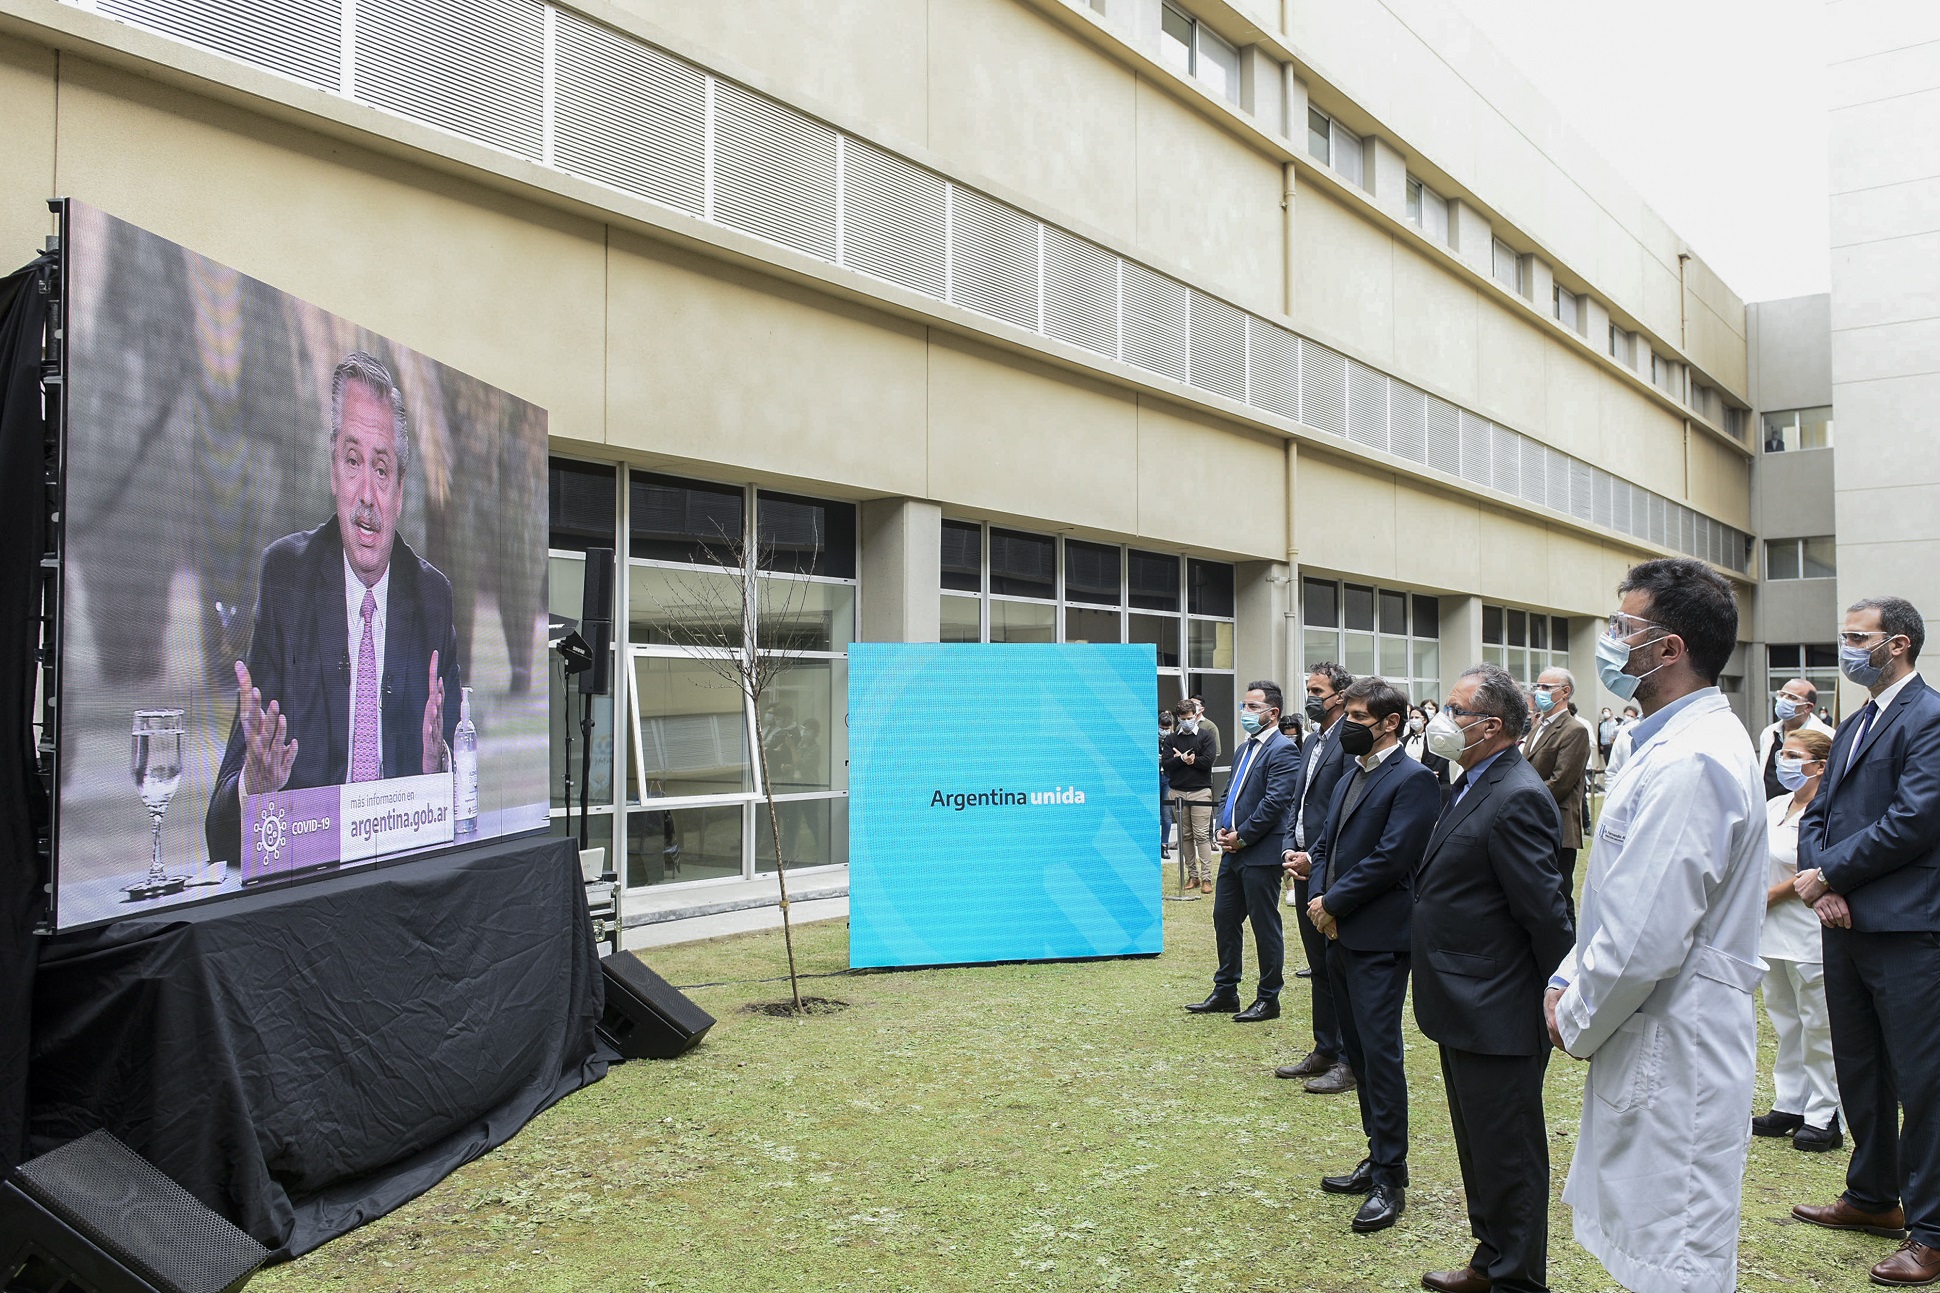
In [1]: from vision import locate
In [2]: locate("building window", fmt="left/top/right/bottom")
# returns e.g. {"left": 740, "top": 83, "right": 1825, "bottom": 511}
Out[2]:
{"left": 1765, "top": 536, "right": 1837, "bottom": 581}
{"left": 1406, "top": 175, "right": 1449, "bottom": 245}
{"left": 1301, "top": 578, "right": 1442, "bottom": 703}
{"left": 622, "top": 470, "right": 856, "bottom": 889}
{"left": 1762, "top": 406, "right": 1835, "bottom": 452}
{"left": 1307, "top": 106, "right": 1364, "bottom": 188}
{"left": 1724, "top": 407, "right": 1747, "bottom": 442}
{"left": 1481, "top": 605, "right": 1572, "bottom": 687}
{"left": 1553, "top": 284, "right": 1580, "bottom": 332}
{"left": 941, "top": 524, "right": 1237, "bottom": 758}
{"left": 1608, "top": 323, "right": 1634, "bottom": 367}
{"left": 1159, "top": 3, "right": 1240, "bottom": 104}
{"left": 1767, "top": 645, "right": 1844, "bottom": 722}
{"left": 1491, "top": 238, "right": 1523, "bottom": 294}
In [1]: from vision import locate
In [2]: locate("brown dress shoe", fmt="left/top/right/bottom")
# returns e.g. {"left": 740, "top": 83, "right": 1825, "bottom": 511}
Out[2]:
{"left": 1304, "top": 1061, "right": 1357, "bottom": 1095}
{"left": 1793, "top": 1198, "right": 1909, "bottom": 1239}
{"left": 1275, "top": 1049, "right": 1336, "bottom": 1079}
{"left": 1421, "top": 1268, "right": 1491, "bottom": 1293}
{"left": 1872, "top": 1240, "right": 1940, "bottom": 1287}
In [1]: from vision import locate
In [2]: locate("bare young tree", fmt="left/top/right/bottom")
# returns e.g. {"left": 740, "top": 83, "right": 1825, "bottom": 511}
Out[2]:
{"left": 659, "top": 531, "right": 816, "bottom": 1012}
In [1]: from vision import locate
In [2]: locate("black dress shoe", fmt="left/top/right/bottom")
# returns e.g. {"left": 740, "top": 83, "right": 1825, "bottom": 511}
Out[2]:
{"left": 1233, "top": 998, "right": 1280, "bottom": 1023}
{"left": 1185, "top": 992, "right": 1243, "bottom": 1014}
{"left": 1304, "top": 1061, "right": 1357, "bottom": 1095}
{"left": 1353, "top": 1183, "right": 1405, "bottom": 1233}
{"left": 1752, "top": 1108, "right": 1805, "bottom": 1137}
{"left": 1794, "top": 1116, "right": 1844, "bottom": 1152}
{"left": 1274, "top": 1049, "right": 1336, "bottom": 1079}
{"left": 1322, "top": 1158, "right": 1375, "bottom": 1194}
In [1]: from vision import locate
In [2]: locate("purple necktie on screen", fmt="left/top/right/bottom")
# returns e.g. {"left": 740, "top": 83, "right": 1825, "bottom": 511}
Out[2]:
{"left": 351, "top": 589, "right": 379, "bottom": 782}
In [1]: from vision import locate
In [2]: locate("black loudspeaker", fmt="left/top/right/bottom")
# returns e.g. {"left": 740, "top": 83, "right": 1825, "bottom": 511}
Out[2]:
{"left": 0, "top": 1130, "right": 268, "bottom": 1293}
{"left": 580, "top": 546, "right": 613, "bottom": 696}
{"left": 597, "top": 951, "right": 715, "bottom": 1060}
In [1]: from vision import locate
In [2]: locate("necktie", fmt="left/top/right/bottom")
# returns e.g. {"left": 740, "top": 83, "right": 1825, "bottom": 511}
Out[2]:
{"left": 1447, "top": 771, "right": 1469, "bottom": 808}
{"left": 351, "top": 589, "right": 380, "bottom": 782}
{"left": 1223, "top": 741, "right": 1257, "bottom": 831}
{"left": 1846, "top": 700, "right": 1878, "bottom": 771}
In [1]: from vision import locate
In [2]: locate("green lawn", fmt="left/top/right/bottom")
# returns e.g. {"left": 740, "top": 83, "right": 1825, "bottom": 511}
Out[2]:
{"left": 257, "top": 899, "right": 1883, "bottom": 1292}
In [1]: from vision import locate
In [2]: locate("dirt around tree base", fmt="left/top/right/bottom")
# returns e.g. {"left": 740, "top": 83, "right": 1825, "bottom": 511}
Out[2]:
{"left": 742, "top": 997, "right": 850, "bottom": 1017}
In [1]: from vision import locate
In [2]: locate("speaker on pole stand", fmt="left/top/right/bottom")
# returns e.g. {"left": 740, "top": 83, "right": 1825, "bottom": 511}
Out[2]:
{"left": 573, "top": 548, "right": 619, "bottom": 953}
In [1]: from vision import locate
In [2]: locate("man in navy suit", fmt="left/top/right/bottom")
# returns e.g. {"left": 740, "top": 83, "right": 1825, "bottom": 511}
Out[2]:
{"left": 1792, "top": 596, "right": 1940, "bottom": 1288}
{"left": 205, "top": 352, "right": 461, "bottom": 865}
{"left": 1185, "top": 681, "right": 1302, "bottom": 1022}
{"left": 1278, "top": 663, "right": 1357, "bottom": 1094}
{"left": 1307, "top": 676, "right": 1441, "bottom": 1233}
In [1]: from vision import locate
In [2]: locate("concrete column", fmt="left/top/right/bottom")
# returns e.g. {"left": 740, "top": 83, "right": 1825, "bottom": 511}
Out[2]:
{"left": 1285, "top": 70, "right": 1310, "bottom": 152}
{"left": 1239, "top": 46, "right": 1282, "bottom": 131}
{"left": 1236, "top": 560, "right": 1293, "bottom": 696}
{"left": 859, "top": 498, "right": 942, "bottom": 643}
{"left": 1584, "top": 297, "right": 1611, "bottom": 349}
{"left": 1568, "top": 616, "right": 1619, "bottom": 714}
{"left": 1449, "top": 200, "right": 1491, "bottom": 277}
{"left": 1438, "top": 595, "right": 1486, "bottom": 702}
{"left": 1527, "top": 256, "right": 1553, "bottom": 309}
{"left": 1366, "top": 136, "right": 1408, "bottom": 220}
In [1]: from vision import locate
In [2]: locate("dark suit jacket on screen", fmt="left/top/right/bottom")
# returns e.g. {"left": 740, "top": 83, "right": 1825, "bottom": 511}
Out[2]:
{"left": 1214, "top": 728, "right": 1303, "bottom": 868}
{"left": 1411, "top": 748, "right": 1573, "bottom": 1056}
{"left": 205, "top": 516, "right": 462, "bottom": 864}
{"left": 1308, "top": 749, "right": 1440, "bottom": 952}
{"left": 1799, "top": 676, "right": 1940, "bottom": 933}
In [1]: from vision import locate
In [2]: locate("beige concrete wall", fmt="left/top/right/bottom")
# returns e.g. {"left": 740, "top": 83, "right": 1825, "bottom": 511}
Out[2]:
{"left": 0, "top": 35, "right": 55, "bottom": 262}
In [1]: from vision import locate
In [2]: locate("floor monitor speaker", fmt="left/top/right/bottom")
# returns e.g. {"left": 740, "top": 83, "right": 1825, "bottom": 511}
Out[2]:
{"left": 597, "top": 951, "right": 716, "bottom": 1060}
{"left": 0, "top": 1130, "right": 268, "bottom": 1293}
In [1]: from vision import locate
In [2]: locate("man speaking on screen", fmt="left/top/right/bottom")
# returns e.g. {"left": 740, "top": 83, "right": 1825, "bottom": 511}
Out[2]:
{"left": 205, "top": 351, "right": 462, "bottom": 865}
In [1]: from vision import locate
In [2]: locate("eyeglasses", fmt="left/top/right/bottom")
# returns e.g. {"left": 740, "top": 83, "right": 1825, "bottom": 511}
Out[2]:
{"left": 1441, "top": 704, "right": 1497, "bottom": 722}
{"left": 1604, "top": 613, "right": 1666, "bottom": 640}
{"left": 1837, "top": 630, "right": 1898, "bottom": 648}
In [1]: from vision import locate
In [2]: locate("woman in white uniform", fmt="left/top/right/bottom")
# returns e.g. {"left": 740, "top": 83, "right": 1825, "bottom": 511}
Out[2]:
{"left": 1752, "top": 728, "right": 1842, "bottom": 1150}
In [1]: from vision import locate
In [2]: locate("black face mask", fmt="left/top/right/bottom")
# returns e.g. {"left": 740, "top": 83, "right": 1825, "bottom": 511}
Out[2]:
{"left": 1338, "top": 719, "right": 1377, "bottom": 757}
{"left": 1304, "top": 696, "right": 1328, "bottom": 723}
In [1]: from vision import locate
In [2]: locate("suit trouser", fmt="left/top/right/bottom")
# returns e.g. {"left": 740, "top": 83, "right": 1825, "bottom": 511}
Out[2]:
{"left": 1762, "top": 956, "right": 1839, "bottom": 1128}
{"left": 1441, "top": 1046, "right": 1551, "bottom": 1293}
{"left": 1825, "top": 927, "right": 1940, "bottom": 1246}
{"left": 1176, "top": 788, "right": 1215, "bottom": 886}
{"left": 1327, "top": 942, "right": 1410, "bottom": 1184}
{"left": 1212, "top": 858, "right": 1284, "bottom": 1001}
{"left": 1290, "top": 875, "right": 1342, "bottom": 1060}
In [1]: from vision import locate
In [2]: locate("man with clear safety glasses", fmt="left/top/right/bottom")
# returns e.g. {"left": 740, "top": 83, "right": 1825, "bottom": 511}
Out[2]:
{"left": 1790, "top": 597, "right": 1940, "bottom": 1288}
{"left": 1543, "top": 558, "right": 1767, "bottom": 1293}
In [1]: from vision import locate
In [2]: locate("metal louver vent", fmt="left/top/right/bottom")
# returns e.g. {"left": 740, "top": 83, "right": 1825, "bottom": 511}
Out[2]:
{"left": 354, "top": 0, "right": 545, "bottom": 159}
{"left": 1425, "top": 397, "right": 1459, "bottom": 476}
{"left": 840, "top": 138, "right": 946, "bottom": 298}
{"left": 1041, "top": 227, "right": 1118, "bottom": 358}
{"left": 1346, "top": 361, "right": 1388, "bottom": 451}
{"left": 1300, "top": 342, "right": 1346, "bottom": 436}
{"left": 1187, "top": 293, "right": 1246, "bottom": 403}
{"left": 551, "top": 12, "right": 705, "bottom": 215}
{"left": 1247, "top": 321, "right": 1298, "bottom": 420}
{"left": 1570, "top": 462, "right": 1594, "bottom": 522}
{"left": 1389, "top": 384, "right": 1427, "bottom": 464}
{"left": 949, "top": 187, "right": 1038, "bottom": 331}
{"left": 1120, "top": 262, "right": 1188, "bottom": 383}
{"left": 1491, "top": 424, "right": 1520, "bottom": 496}
{"left": 100, "top": 0, "right": 340, "bottom": 87}
{"left": 1612, "top": 480, "right": 1635, "bottom": 536}
{"left": 1549, "top": 451, "right": 1573, "bottom": 513}
{"left": 711, "top": 78, "right": 838, "bottom": 261}
{"left": 1648, "top": 495, "right": 1668, "bottom": 546}
{"left": 1520, "top": 439, "right": 1547, "bottom": 507}
{"left": 1459, "top": 411, "right": 1491, "bottom": 485}
{"left": 1593, "top": 471, "right": 1615, "bottom": 529}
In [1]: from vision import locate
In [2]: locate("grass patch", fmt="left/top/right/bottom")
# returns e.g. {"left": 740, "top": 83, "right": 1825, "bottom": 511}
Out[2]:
{"left": 257, "top": 901, "right": 1877, "bottom": 1292}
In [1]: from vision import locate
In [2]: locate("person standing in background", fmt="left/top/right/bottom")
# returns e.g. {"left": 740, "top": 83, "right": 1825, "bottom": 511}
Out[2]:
{"left": 1403, "top": 703, "right": 1454, "bottom": 802}
{"left": 1754, "top": 727, "right": 1842, "bottom": 1153}
{"left": 1190, "top": 695, "right": 1223, "bottom": 767}
{"left": 1525, "top": 668, "right": 1592, "bottom": 918}
{"left": 1792, "top": 597, "right": 1940, "bottom": 1287}
{"left": 1756, "top": 678, "right": 1834, "bottom": 801}
{"left": 1163, "top": 701, "right": 1217, "bottom": 895}
{"left": 1597, "top": 707, "right": 1617, "bottom": 767}
{"left": 1159, "top": 709, "right": 1176, "bottom": 863}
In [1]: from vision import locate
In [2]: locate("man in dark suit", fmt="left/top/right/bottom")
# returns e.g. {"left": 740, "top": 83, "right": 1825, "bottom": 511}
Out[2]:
{"left": 1792, "top": 596, "right": 1940, "bottom": 1288}
{"left": 205, "top": 351, "right": 461, "bottom": 864}
{"left": 1414, "top": 664, "right": 1573, "bottom": 1293}
{"left": 1307, "top": 676, "right": 1441, "bottom": 1233}
{"left": 1525, "top": 667, "right": 1591, "bottom": 917}
{"left": 1277, "top": 662, "right": 1356, "bottom": 1093}
{"left": 1184, "top": 681, "right": 1302, "bottom": 1022}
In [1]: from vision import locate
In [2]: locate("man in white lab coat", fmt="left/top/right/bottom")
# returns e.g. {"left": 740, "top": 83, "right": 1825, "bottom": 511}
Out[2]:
{"left": 1543, "top": 558, "right": 1768, "bottom": 1293}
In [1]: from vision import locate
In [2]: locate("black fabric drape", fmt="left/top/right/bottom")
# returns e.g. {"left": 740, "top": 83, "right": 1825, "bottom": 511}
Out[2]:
{"left": 29, "top": 834, "right": 610, "bottom": 1258}
{"left": 0, "top": 250, "right": 56, "bottom": 1176}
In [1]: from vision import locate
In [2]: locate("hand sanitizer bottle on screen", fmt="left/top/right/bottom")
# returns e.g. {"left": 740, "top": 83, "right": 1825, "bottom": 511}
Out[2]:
{"left": 454, "top": 687, "right": 479, "bottom": 835}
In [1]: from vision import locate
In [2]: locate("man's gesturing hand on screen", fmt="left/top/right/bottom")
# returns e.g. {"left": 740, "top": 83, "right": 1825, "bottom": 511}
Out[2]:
{"left": 421, "top": 649, "right": 446, "bottom": 775}
{"left": 235, "top": 660, "right": 298, "bottom": 795}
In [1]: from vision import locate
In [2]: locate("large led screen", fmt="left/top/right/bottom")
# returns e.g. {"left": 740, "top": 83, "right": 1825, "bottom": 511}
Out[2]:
{"left": 848, "top": 643, "right": 1161, "bottom": 968}
{"left": 53, "top": 201, "right": 550, "bottom": 929}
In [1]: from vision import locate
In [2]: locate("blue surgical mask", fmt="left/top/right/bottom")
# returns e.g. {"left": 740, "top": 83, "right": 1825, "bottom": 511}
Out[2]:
{"left": 1596, "top": 631, "right": 1667, "bottom": 703}
{"left": 1773, "top": 695, "right": 1808, "bottom": 722}
{"left": 1238, "top": 710, "right": 1264, "bottom": 735}
{"left": 1841, "top": 641, "right": 1887, "bottom": 687}
{"left": 1775, "top": 755, "right": 1812, "bottom": 791}
{"left": 1534, "top": 689, "right": 1556, "bottom": 713}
